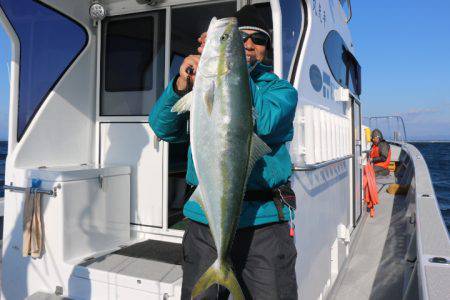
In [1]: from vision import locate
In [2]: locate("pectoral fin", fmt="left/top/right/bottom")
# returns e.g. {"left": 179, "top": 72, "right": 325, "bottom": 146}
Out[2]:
{"left": 246, "top": 134, "right": 271, "bottom": 180}
{"left": 171, "top": 91, "right": 193, "bottom": 114}
{"left": 252, "top": 107, "right": 258, "bottom": 125}
{"left": 204, "top": 81, "right": 215, "bottom": 115}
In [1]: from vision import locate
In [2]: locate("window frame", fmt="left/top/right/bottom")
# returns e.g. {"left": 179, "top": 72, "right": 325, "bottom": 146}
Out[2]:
{"left": 99, "top": 10, "right": 166, "bottom": 117}
{"left": 96, "top": 0, "right": 239, "bottom": 123}
{"left": 0, "top": 1, "right": 89, "bottom": 142}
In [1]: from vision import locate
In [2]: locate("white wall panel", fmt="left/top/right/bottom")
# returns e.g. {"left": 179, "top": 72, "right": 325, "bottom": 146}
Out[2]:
{"left": 291, "top": 105, "right": 352, "bottom": 166}
{"left": 100, "top": 123, "right": 164, "bottom": 228}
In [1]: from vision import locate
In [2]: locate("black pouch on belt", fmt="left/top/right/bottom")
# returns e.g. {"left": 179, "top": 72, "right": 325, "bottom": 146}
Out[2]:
{"left": 272, "top": 181, "right": 296, "bottom": 221}
{"left": 276, "top": 181, "right": 297, "bottom": 209}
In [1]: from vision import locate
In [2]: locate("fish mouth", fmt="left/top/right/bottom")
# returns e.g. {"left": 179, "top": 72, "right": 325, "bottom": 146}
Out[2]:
{"left": 211, "top": 17, "right": 237, "bottom": 28}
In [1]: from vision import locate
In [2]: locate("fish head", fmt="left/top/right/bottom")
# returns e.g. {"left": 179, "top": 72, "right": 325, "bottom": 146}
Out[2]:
{"left": 199, "top": 17, "right": 244, "bottom": 79}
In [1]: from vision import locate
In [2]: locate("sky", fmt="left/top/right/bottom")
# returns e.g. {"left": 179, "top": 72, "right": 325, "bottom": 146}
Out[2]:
{"left": 0, "top": 1, "right": 449, "bottom": 141}
{"left": 349, "top": 0, "right": 450, "bottom": 140}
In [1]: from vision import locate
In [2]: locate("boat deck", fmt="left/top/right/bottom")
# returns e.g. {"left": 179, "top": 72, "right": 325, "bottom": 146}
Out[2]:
{"left": 77, "top": 239, "right": 183, "bottom": 284}
{"left": 329, "top": 173, "right": 409, "bottom": 300}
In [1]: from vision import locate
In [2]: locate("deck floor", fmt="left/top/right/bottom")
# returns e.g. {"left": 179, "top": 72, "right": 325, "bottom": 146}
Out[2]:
{"left": 78, "top": 239, "right": 183, "bottom": 284}
{"left": 329, "top": 173, "right": 409, "bottom": 300}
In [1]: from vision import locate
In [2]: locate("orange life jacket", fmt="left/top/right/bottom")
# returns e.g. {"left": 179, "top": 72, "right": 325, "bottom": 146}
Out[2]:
{"left": 363, "top": 163, "right": 379, "bottom": 217}
{"left": 370, "top": 144, "right": 391, "bottom": 169}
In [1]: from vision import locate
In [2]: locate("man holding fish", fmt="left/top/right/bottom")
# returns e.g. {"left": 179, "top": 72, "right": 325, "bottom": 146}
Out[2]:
{"left": 149, "top": 5, "right": 298, "bottom": 300}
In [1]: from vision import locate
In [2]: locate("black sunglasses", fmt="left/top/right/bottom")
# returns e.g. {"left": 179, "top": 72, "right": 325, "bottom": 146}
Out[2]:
{"left": 240, "top": 31, "right": 269, "bottom": 46}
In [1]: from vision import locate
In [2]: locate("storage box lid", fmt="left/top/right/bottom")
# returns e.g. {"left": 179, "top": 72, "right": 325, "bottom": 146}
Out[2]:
{"left": 28, "top": 165, "right": 131, "bottom": 182}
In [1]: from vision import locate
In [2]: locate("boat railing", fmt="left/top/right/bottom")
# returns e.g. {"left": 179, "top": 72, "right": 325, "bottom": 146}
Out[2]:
{"left": 292, "top": 154, "right": 353, "bottom": 171}
{"left": 3, "top": 183, "right": 57, "bottom": 197}
{"left": 366, "top": 116, "right": 407, "bottom": 142}
{"left": 401, "top": 143, "right": 450, "bottom": 299}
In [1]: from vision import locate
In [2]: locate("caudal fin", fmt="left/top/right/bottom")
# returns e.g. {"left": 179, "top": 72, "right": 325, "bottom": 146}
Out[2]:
{"left": 191, "top": 259, "right": 244, "bottom": 300}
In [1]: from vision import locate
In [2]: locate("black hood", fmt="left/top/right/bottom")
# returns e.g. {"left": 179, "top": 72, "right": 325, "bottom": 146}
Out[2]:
{"left": 371, "top": 129, "right": 384, "bottom": 140}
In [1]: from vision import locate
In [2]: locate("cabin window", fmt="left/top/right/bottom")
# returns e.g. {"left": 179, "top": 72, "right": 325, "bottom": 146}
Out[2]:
{"left": 323, "top": 30, "right": 361, "bottom": 95}
{"left": 346, "top": 51, "right": 361, "bottom": 95}
{"left": 0, "top": 1, "right": 87, "bottom": 140}
{"left": 169, "top": 1, "right": 237, "bottom": 79}
{"left": 278, "top": 0, "right": 303, "bottom": 80}
{"left": 101, "top": 10, "right": 166, "bottom": 116}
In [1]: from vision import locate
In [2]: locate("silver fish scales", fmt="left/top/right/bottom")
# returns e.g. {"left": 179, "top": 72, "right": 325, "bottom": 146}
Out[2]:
{"left": 172, "top": 17, "right": 270, "bottom": 300}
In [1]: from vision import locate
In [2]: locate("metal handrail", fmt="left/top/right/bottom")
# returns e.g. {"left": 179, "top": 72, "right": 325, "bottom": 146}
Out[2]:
{"left": 292, "top": 155, "right": 353, "bottom": 171}
{"left": 3, "top": 184, "right": 57, "bottom": 197}
{"left": 401, "top": 143, "right": 450, "bottom": 299}
{"left": 368, "top": 115, "right": 408, "bottom": 142}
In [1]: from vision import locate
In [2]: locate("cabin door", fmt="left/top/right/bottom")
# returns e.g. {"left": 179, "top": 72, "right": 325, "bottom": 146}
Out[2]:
{"left": 98, "top": 11, "right": 167, "bottom": 228}
{"left": 352, "top": 99, "right": 362, "bottom": 226}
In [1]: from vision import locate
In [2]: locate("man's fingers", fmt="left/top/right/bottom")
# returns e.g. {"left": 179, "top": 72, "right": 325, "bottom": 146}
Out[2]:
{"left": 188, "top": 55, "right": 200, "bottom": 64}
{"left": 198, "top": 32, "right": 207, "bottom": 54}
{"left": 179, "top": 62, "right": 190, "bottom": 78}
{"left": 179, "top": 55, "right": 201, "bottom": 87}
{"left": 182, "top": 56, "right": 200, "bottom": 74}
{"left": 198, "top": 32, "right": 207, "bottom": 44}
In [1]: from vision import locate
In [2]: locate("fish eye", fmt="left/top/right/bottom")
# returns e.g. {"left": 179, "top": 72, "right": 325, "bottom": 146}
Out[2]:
{"left": 220, "top": 33, "right": 229, "bottom": 42}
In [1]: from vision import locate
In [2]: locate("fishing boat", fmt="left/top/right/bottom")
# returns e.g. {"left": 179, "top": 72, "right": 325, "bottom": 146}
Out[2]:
{"left": 0, "top": 0, "right": 449, "bottom": 299}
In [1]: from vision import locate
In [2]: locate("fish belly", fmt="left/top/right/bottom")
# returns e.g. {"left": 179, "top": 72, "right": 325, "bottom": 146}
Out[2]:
{"left": 191, "top": 80, "right": 252, "bottom": 259}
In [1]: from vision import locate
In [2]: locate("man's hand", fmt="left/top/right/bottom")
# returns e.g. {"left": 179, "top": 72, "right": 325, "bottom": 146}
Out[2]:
{"left": 176, "top": 55, "right": 200, "bottom": 91}
{"left": 176, "top": 32, "right": 207, "bottom": 91}
{"left": 197, "top": 32, "right": 207, "bottom": 54}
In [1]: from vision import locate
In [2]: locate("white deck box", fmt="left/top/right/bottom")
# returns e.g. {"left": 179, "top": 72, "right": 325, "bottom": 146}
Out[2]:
{"left": 27, "top": 165, "right": 131, "bottom": 262}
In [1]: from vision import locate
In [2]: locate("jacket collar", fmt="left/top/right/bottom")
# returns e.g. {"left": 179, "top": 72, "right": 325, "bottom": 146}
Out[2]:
{"left": 248, "top": 61, "right": 273, "bottom": 79}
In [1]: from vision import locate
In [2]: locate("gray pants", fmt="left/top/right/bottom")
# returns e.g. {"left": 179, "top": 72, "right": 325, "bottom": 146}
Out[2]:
{"left": 374, "top": 165, "right": 390, "bottom": 177}
{"left": 181, "top": 220, "right": 298, "bottom": 300}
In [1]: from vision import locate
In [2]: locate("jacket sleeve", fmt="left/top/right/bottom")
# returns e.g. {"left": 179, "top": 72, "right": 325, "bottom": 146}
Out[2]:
{"left": 249, "top": 77, "right": 298, "bottom": 144}
{"left": 372, "top": 141, "right": 390, "bottom": 163}
{"left": 148, "top": 77, "right": 189, "bottom": 143}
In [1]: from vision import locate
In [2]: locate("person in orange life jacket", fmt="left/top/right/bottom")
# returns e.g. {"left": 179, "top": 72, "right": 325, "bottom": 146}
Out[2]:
{"left": 369, "top": 129, "right": 391, "bottom": 177}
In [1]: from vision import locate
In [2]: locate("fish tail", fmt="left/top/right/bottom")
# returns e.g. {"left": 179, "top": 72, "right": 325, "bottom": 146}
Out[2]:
{"left": 191, "top": 259, "right": 244, "bottom": 300}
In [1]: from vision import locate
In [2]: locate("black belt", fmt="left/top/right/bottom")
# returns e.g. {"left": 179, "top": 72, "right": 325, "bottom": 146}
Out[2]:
{"left": 186, "top": 185, "right": 273, "bottom": 201}
{"left": 186, "top": 185, "right": 294, "bottom": 222}
{"left": 244, "top": 190, "right": 274, "bottom": 201}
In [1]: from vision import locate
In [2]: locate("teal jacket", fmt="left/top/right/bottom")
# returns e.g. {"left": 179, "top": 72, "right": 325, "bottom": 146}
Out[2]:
{"left": 149, "top": 63, "right": 298, "bottom": 227}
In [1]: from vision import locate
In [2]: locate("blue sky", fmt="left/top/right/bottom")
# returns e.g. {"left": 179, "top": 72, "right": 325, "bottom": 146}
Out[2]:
{"left": 0, "top": 1, "right": 449, "bottom": 141}
{"left": 350, "top": 1, "right": 450, "bottom": 140}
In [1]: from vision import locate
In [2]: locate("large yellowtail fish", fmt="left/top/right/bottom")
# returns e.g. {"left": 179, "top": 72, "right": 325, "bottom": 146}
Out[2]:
{"left": 171, "top": 17, "right": 271, "bottom": 300}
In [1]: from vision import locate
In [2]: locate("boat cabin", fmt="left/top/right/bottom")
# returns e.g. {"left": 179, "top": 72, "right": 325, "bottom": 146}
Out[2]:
{"left": 0, "top": 0, "right": 373, "bottom": 299}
